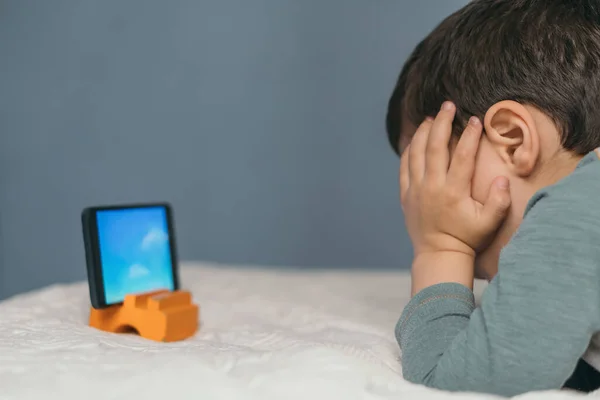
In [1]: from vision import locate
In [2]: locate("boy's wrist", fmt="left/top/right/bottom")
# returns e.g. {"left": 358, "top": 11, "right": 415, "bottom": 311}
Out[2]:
{"left": 411, "top": 251, "right": 475, "bottom": 296}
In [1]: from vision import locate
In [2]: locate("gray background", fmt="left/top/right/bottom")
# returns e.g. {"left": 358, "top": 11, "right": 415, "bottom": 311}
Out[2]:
{"left": 0, "top": 0, "right": 468, "bottom": 300}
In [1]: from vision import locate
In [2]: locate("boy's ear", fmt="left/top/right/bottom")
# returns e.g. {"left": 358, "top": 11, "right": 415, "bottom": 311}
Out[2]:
{"left": 483, "top": 100, "right": 540, "bottom": 177}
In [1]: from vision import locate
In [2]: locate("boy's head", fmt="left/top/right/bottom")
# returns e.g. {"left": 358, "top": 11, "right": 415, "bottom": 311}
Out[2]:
{"left": 387, "top": 0, "right": 600, "bottom": 279}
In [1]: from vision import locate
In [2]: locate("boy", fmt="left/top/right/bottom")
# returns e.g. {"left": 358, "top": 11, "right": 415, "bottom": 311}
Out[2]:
{"left": 386, "top": 0, "right": 600, "bottom": 396}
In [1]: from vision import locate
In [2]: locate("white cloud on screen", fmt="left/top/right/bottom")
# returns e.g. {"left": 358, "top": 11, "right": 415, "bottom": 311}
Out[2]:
{"left": 141, "top": 227, "right": 168, "bottom": 250}
{"left": 128, "top": 263, "right": 150, "bottom": 279}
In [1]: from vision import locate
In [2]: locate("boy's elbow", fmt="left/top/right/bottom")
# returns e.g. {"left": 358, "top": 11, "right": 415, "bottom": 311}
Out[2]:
{"left": 403, "top": 364, "right": 522, "bottom": 397}
{"left": 404, "top": 367, "right": 469, "bottom": 394}
{"left": 402, "top": 363, "right": 441, "bottom": 388}
{"left": 403, "top": 360, "right": 478, "bottom": 393}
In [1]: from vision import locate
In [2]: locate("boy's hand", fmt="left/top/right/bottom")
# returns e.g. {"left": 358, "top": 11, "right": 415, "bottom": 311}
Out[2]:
{"left": 400, "top": 102, "right": 511, "bottom": 291}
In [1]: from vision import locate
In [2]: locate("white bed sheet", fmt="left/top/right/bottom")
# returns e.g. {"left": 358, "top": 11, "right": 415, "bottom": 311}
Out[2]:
{"left": 0, "top": 262, "right": 596, "bottom": 400}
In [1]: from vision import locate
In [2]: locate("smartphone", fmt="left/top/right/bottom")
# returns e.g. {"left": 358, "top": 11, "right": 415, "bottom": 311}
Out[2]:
{"left": 81, "top": 202, "right": 180, "bottom": 309}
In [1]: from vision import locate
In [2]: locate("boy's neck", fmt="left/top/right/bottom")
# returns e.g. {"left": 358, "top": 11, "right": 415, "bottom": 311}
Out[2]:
{"left": 479, "top": 150, "right": 584, "bottom": 281}
{"left": 511, "top": 150, "right": 584, "bottom": 222}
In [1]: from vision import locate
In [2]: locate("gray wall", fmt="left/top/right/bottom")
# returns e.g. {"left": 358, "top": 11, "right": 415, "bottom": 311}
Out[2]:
{"left": 0, "top": 0, "right": 468, "bottom": 300}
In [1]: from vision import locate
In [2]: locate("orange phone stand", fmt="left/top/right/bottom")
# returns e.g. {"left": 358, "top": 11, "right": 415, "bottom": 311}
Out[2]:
{"left": 89, "top": 290, "right": 199, "bottom": 342}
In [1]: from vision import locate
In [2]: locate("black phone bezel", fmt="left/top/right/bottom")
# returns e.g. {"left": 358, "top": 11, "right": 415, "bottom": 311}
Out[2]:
{"left": 81, "top": 202, "right": 180, "bottom": 309}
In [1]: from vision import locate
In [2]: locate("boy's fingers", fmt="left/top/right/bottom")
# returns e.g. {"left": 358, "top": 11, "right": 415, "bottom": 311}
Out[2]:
{"left": 481, "top": 176, "right": 511, "bottom": 228}
{"left": 400, "top": 145, "right": 410, "bottom": 203}
{"left": 425, "top": 102, "right": 456, "bottom": 180}
{"left": 409, "top": 119, "right": 433, "bottom": 182}
{"left": 447, "top": 117, "right": 483, "bottom": 192}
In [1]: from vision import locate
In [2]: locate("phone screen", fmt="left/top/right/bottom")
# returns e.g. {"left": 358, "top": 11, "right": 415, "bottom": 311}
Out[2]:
{"left": 94, "top": 205, "right": 176, "bottom": 305}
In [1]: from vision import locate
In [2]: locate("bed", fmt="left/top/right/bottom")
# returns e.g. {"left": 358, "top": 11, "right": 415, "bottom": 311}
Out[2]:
{"left": 0, "top": 262, "right": 595, "bottom": 399}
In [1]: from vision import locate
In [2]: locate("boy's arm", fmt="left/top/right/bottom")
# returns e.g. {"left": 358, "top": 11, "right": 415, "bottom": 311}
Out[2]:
{"left": 397, "top": 192, "right": 600, "bottom": 396}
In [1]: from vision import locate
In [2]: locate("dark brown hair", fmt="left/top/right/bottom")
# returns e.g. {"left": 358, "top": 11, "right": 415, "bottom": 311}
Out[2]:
{"left": 386, "top": 0, "right": 600, "bottom": 155}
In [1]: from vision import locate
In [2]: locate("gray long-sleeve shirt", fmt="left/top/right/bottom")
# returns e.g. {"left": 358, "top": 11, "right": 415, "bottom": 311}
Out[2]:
{"left": 396, "top": 150, "right": 600, "bottom": 397}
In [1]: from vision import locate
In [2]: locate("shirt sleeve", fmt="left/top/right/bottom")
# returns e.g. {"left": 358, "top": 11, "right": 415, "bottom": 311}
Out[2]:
{"left": 396, "top": 191, "right": 600, "bottom": 397}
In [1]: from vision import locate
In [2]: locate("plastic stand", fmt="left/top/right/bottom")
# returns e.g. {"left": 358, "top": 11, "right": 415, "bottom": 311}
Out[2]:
{"left": 89, "top": 290, "right": 199, "bottom": 342}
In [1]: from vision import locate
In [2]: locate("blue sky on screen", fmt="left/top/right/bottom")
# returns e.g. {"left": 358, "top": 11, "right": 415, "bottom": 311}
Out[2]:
{"left": 96, "top": 206, "right": 174, "bottom": 304}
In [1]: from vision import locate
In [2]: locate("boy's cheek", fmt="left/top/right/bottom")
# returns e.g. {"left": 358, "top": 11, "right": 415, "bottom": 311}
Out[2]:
{"left": 473, "top": 261, "right": 489, "bottom": 280}
{"left": 474, "top": 254, "right": 497, "bottom": 281}
{"left": 475, "top": 244, "right": 502, "bottom": 280}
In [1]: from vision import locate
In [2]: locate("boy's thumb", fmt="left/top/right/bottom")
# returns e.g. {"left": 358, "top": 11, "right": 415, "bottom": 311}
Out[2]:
{"left": 482, "top": 176, "right": 511, "bottom": 227}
